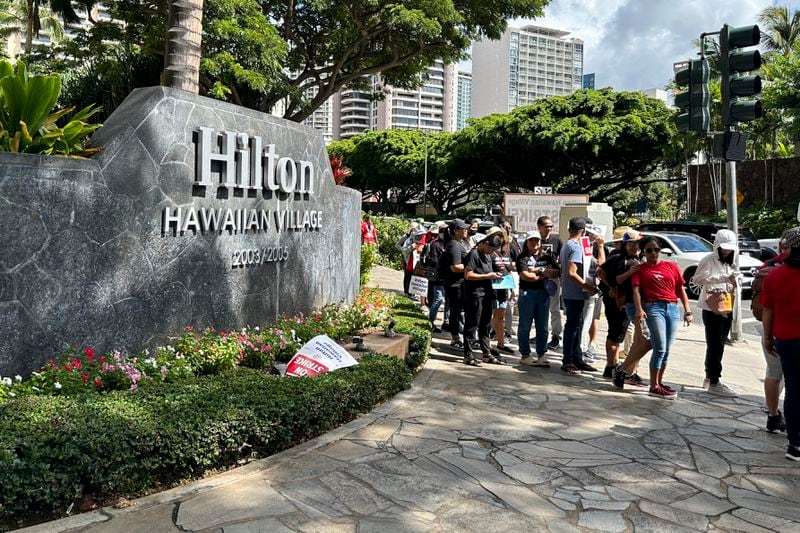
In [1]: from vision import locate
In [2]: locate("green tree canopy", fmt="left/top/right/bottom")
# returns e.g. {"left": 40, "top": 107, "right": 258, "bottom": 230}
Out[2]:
{"left": 448, "top": 89, "right": 684, "bottom": 202}
{"left": 38, "top": 0, "right": 550, "bottom": 121}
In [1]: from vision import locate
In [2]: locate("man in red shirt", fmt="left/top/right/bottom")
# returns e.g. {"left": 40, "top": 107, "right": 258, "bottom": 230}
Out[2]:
{"left": 761, "top": 226, "right": 800, "bottom": 461}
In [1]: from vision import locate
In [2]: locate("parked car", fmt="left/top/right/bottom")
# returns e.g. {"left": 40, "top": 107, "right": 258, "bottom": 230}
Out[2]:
{"left": 635, "top": 221, "right": 762, "bottom": 259}
{"left": 606, "top": 231, "right": 763, "bottom": 299}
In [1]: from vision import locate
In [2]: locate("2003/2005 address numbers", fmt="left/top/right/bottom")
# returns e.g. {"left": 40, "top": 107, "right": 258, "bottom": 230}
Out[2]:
{"left": 232, "top": 246, "right": 289, "bottom": 267}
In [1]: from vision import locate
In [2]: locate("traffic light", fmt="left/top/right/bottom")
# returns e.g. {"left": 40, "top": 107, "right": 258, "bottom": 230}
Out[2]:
{"left": 674, "top": 59, "right": 710, "bottom": 133}
{"left": 720, "top": 24, "right": 763, "bottom": 126}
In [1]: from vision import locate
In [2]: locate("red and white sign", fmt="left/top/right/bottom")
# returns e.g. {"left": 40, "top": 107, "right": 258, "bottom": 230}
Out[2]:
{"left": 286, "top": 335, "right": 359, "bottom": 377}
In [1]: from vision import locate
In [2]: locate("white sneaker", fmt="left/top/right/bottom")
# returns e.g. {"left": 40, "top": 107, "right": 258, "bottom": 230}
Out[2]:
{"left": 519, "top": 356, "right": 536, "bottom": 366}
{"left": 707, "top": 382, "right": 738, "bottom": 397}
{"left": 533, "top": 355, "right": 551, "bottom": 367}
{"left": 702, "top": 378, "right": 710, "bottom": 389}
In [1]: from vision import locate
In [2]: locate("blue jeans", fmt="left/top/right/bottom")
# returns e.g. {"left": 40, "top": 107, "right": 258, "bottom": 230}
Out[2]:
{"left": 645, "top": 302, "right": 680, "bottom": 369}
{"left": 428, "top": 283, "right": 445, "bottom": 324}
{"left": 562, "top": 298, "right": 586, "bottom": 366}
{"left": 517, "top": 289, "right": 550, "bottom": 356}
{"left": 777, "top": 339, "right": 800, "bottom": 448}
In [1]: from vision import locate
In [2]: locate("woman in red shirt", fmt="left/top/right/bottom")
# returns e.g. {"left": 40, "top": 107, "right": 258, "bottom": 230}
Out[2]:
{"left": 632, "top": 236, "right": 693, "bottom": 399}
{"left": 761, "top": 226, "right": 800, "bottom": 461}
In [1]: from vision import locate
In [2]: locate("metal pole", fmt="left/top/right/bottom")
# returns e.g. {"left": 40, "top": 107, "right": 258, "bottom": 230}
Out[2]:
{"left": 423, "top": 133, "right": 428, "bottom": 218}
{"left": 726, "top": 160, "right": 743, "bottom": 342}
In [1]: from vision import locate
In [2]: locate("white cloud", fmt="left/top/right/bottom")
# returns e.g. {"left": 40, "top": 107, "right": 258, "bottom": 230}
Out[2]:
{"left": 505, "top": 0, "right": 798, "bottom": 91}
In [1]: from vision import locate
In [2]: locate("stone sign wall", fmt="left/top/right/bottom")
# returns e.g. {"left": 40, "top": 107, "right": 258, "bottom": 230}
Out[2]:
{"left": 0, "top": 87, "right": 361, "bottom": 376}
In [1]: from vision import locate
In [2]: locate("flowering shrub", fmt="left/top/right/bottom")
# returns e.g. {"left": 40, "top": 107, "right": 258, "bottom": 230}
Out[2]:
{"left": 0, "top": 288, "right": 399, "bottom": 403}
{"left": 174, "top": 327, "right": 243, "bottom": 375}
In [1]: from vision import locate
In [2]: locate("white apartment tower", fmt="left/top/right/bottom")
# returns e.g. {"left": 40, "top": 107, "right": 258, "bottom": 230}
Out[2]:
{"left": 471, "top": 25, "right": 584, "bottom": 118}
{"left": 332, "top": 61, "right": 458, "bottom": 139}
{"left": 456, "top": 71, "right": 472, "bottom": 130}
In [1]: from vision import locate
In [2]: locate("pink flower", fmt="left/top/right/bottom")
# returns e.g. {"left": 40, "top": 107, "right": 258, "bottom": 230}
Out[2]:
{"left": 185, "top": 326, "right": 193, "bottom": 331}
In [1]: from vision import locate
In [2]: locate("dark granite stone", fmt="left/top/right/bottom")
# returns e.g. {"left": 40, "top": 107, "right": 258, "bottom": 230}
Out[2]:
{"left": 0, "top": 87, "right": 360, "bottom": 375}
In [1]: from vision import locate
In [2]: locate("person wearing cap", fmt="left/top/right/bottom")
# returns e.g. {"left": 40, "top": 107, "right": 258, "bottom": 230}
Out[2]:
{"left": 559, "top": 217, "right": 599, "bottom": 375}
{"left": 463, "top": 232, "right": 506, "bottom": 366}
{"left": 443, "top": 219, "right": 471, "bottom": 350}
{"left": 467, "top": 218, "right": 482, "bottom": 250}
{"left": 579, "top": 222, "right": 606, "bottom": 365}
{"left": 600, "top": 230, "right": 649, "bottom": 386}
{"left": 761, "top": 226, "right": 800, "bottom": 461}
{"left": 401, "top": 226, "right": 429, "bottom": 299}
{"left": 516, "top": 230, "right": 560, "bottom": 366}
{"left": 423, "top": 222, "right": 448, "bottom": 332}
{"left": 537, "top": 216, "right": 564, "bottom": 349}
{"left": 692, "top": 229, "right": 740, "bottom": 397}
{"left": 485, "top": 227, "right": 516, "bottom": 355}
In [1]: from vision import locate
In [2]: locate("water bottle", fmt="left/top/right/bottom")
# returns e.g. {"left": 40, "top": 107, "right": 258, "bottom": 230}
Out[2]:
{"left": 640, "top": 318, "right": 651, "bottom": 340}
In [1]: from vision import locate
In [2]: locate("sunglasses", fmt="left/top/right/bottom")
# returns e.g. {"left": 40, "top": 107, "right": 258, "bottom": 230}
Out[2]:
{"left": 645, "top": 248, "right": 660, "bottom": 254}
{"left": 539, "top": 225, "right": 554, "bottom": 229}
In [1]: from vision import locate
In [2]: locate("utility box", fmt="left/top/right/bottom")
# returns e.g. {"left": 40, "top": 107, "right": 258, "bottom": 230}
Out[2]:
{"left": 559, "top": 203, "right": 614, "bottom": 241}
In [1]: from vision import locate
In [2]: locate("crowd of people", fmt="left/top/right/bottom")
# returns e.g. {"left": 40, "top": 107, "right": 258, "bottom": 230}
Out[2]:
{"left": 369, "top": 213, "right": 800, "bottom": 462}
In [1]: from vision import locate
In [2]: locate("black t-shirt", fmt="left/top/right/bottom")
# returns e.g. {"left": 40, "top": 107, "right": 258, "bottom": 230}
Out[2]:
{"left": 602, "top": 252, "right": 638, "bottom": 302}
{"left": 540, "top": 235, "right": 563, "bottom": 262}
{"left": 492, "top": 252, "right": 514, "bottom": 275}
{"left": 443, "top": 239, "right": 469, "bottom": 288}
{"left": 464, "top": 248, "right": 495, "bottom": 293}
{"left": 516, "top": 252, "right": 558, "bottom": 291}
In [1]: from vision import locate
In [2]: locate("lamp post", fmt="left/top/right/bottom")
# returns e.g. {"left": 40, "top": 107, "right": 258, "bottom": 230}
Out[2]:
{"left": 423, "top": 131, "right": 428, "bottom": 218}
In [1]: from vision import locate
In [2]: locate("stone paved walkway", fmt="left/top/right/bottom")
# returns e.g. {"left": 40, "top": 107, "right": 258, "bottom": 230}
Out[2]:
{"left": 21, "top": 267, "right": 800, "bottom": 532}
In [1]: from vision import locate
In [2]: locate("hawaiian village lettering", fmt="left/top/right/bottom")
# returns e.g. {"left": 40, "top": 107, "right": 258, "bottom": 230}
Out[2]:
{"left": 162, "top": 128, "right": 324, "bottom": 235}
{"left": 163, "top": 207, "right": 322, "bottom": 234}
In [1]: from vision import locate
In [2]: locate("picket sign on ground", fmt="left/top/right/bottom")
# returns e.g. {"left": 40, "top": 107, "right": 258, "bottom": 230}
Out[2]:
{"left": 286, "top": 335, "right": 359, "bottom": 377}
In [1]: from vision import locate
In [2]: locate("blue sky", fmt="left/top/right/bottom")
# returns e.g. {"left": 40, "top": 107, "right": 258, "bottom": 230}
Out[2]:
{"left": 467, "top": 0, "right": 800, "bottom": 91}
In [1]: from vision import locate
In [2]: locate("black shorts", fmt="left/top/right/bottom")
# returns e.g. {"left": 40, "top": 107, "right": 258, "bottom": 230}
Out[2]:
{"left": 494, "top": 289, "right": 509, "bottom": 303}
{"left": 603, "top": 295, "right": 630, "bottom": 343}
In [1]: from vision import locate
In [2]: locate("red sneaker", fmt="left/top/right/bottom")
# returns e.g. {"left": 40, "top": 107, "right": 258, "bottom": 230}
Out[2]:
{"left": 649, "top": 385, "right": 677, "bottom": 400}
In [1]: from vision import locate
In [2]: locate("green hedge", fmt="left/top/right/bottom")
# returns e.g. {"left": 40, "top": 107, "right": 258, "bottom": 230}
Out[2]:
{"left": 392, "top": 296, "right": 432, "bottom": 371}
{"left": 0, "top": 355, "right": 411, "bottom": 530}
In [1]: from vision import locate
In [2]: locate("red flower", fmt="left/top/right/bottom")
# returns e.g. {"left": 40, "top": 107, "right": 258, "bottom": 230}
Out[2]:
{"left": 72, "top": 359, "right": 82, "bottom": 370}
{"left": 81, "top": 372, "right": 89, "bottom": 384}
{"left": 84, "top": 347, "right": 95, "bottom": 359}
{"left": 99, "top": 356, "right": 106, "bottom": 363}
{"left": 94, "top": 377, "right": 102, "bottom": 387}
{"left": 185, "top": 326, "right": 193, "bottom": 331}
{"left": 48, "top": 359, "right": 57, "bottom": 369}
{"left": 65, "top": 363, "right": 73, "bottom": 372}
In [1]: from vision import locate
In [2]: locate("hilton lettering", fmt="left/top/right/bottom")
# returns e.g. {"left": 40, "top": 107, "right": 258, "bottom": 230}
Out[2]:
{"left": 195, "top": 127, "right": 315, "bottom": 194}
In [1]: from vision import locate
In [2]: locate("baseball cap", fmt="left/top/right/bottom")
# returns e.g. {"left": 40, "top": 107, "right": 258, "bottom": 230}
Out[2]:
{"left": 525, "top": 230, "right": 542, "bottom": 241}
{"left": 714, "top": 229, "right": 738, "bottom": 251}
{"left": 784, "top": 226, "right": 800, "bottom": 250}
{"left": 450, "top": 218, "right": 469, "bottom": 230}
{"left": 621, "top": 230, "right": 641, "bottom": 242}
{"left": 568, "top": 217, "right": 586, "bottom": 231}
{"left": 485, "top": 226, "right": 503, "bottom": 236}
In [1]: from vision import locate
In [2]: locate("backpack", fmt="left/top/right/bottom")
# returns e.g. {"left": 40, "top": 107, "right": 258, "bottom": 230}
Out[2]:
{"left": 750, "top": 266, "right": 773, "bottom": 322}
{"left": 419, "top": 238, "right": 445, "bottom": 281}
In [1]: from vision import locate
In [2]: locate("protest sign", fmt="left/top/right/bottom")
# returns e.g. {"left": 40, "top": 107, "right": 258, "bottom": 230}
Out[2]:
{"left": 286, "top": 335, "right": 359, "bottom": 377}
{"left": 409, "top": 275, "right": 429, "bottom": 296}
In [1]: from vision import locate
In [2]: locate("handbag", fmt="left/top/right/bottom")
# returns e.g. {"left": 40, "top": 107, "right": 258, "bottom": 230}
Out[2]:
{"left": 705, "top": 290, "right": 733, "bottom": 315}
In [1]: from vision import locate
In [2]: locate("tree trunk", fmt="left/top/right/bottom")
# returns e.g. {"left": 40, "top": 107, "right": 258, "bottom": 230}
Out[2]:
{"left": 162, "top": 0, "right": 204, "bottom": 94}
{"left": 25, "top": 0, "right": 34, "bottom": 54}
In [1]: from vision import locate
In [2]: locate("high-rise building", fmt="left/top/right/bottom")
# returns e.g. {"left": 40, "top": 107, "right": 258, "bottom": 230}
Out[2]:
{"left": 4, "top": 3, "right": 112, "bottom": 59}
{"left": 456, "top": 71, "right": 472, "bottom": 130}
{"left": 302, "top": 91, "right": 334, "bottom": 144}
{"left": 332, "top": 61, "right": 458, "bottom": 140}
{"left": 471, "top": 25, "right": 584, "bottom": 118}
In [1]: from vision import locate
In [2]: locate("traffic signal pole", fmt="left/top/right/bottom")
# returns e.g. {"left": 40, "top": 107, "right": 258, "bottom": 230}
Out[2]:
{"left": 726, "top": 161, "right": 743, "bottom": 341}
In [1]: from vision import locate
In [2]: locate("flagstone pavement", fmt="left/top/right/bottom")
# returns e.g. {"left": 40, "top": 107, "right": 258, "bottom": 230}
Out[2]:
{"left": 21, "top": 266, "right": 800, "bottom": 532}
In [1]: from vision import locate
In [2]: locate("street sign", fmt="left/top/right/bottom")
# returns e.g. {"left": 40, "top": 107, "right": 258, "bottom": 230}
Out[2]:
{"left": 721, "top": 190, "right": 744, "bottom": 206}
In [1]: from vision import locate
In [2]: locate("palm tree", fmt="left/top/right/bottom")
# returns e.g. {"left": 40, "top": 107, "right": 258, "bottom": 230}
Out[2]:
{"left": 162, "top": 0, "right": 204, "bottom": 94}
{"left": 0, "top": 0, "right": 65, "bottom": 59}
{"left": 759, "top": 5, "right": 800, "bottom": 57}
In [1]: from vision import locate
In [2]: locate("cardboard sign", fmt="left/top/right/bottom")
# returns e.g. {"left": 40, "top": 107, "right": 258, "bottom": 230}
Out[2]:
{"left": 503, "top": 193, "right": 589, "bottom": 233}
{"left": 580, "top": 236, "right": 593, "bottom": 281}
{"left": 409, "top": 275, "right": 429, "bottom": 296}
{"left": 286, "top": 335, "right": 359, "bottom": 377}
